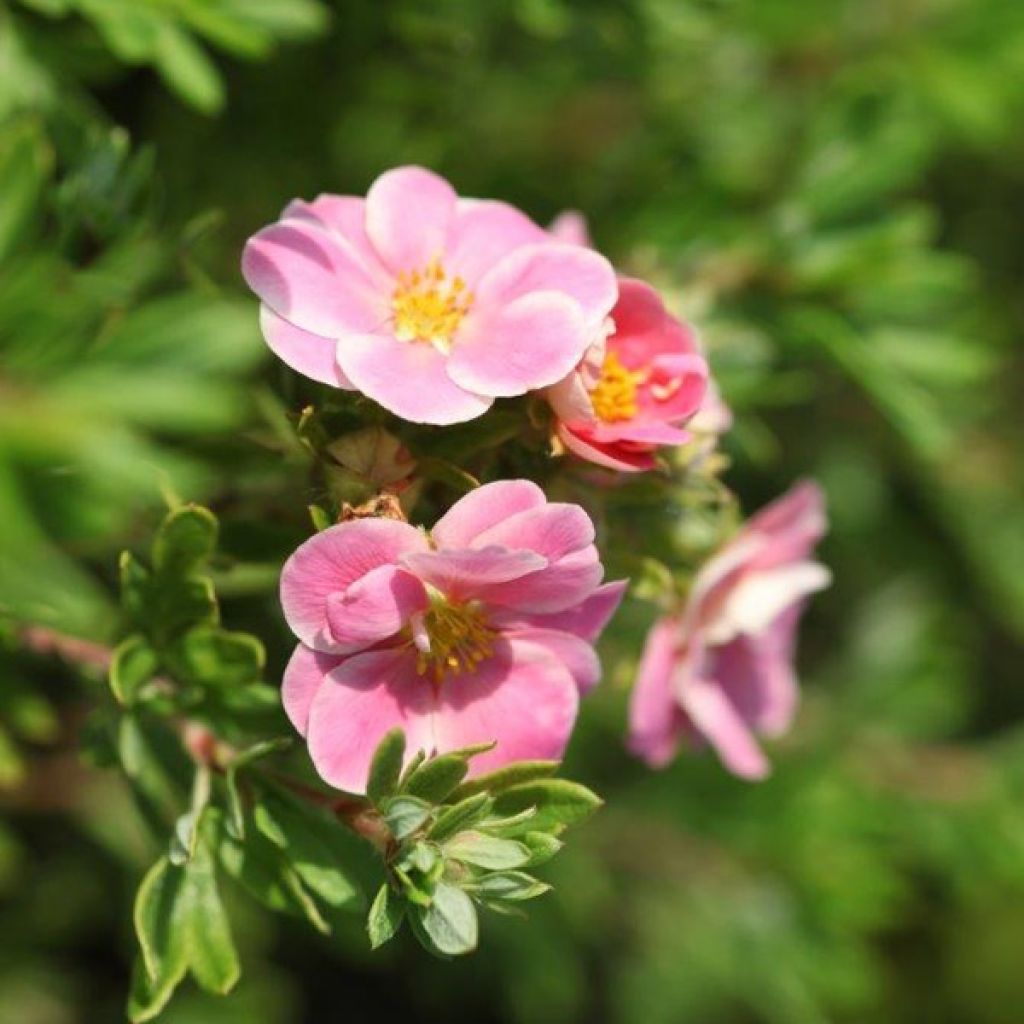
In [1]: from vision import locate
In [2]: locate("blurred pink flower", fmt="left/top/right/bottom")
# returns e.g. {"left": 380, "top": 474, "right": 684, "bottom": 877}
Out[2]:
{"left": 243, "top": 167, "right": 617, "bottom": 425}
{"left": 278, "top": 480, "right": 625, "bottom": 793}
{"left": 548, "top": 210, "right": 592, "bottom": 247}
{"left": 547, "top": 278, "right": 708, "bottom": 472}
{"left": 627, "top": 481, "right": 830, "bottom": 779}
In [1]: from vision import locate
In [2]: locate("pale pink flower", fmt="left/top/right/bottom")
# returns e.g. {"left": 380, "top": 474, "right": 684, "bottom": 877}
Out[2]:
{"left": 242, "top": 167, "right": 617, "bottom": 426}
{"left": 547, "top": 278, "right": 709, "bottom": 472}
{"left": 278, "top": 480, "right": 625, "bottom": 793}
{"left": 627, "top": 481, "right": 830, "bottom": 779}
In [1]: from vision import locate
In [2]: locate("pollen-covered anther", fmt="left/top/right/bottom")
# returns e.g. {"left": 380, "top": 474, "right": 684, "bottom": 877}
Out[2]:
{"left": 589, "top": 351, "right": 646, "bottom": 423}
{"left": 392, "top": 257, "right": 474, "bottom": 352}
{"left": 413, "top": 599, "right": 496, "bottom": 683}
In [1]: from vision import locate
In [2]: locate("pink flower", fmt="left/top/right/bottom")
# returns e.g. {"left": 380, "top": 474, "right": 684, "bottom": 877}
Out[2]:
{"left": 627, "top": 481, "right": 830, "bottom": 779}
{"left": 242, "top": 166, "right": 617, "bottom": 426}
{"left": 278, "top": 480, "right": 625, "bottom": 793}
{"left": 547, "top": 278, "right": 709, "bottom": 472}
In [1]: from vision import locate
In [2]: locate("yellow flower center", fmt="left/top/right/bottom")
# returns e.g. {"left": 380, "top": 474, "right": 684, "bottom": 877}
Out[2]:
{"left": 391, "top": 257, "right": 474, "bottom": 351}
{"left": 589, "top": 351, "right": 644, "bottom": 423}
{"left": 414, "top": 599, "right": 496, "bottom": 684}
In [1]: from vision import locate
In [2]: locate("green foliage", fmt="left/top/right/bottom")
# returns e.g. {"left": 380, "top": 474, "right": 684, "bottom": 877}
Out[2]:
{"left": 2, "top": 1, "right": 1024, "bottom": 1022}
{"left": 361, "top": 734, "right": 593, "bottom": 959}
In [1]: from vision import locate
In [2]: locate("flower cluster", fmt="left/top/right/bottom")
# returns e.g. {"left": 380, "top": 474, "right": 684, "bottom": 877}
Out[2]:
{"left": 279, "top": 481, "right": 623, "bottom": 793}
{"left": 243, "top": 166, "right": 830, "bottom": 791}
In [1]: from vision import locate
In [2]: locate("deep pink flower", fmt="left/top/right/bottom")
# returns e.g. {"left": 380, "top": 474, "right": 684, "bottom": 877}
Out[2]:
{"left": 278, "top": 480, "right": 625, "bottom": 793}
{"left": 242, "top": 167, "right": 617, "bottom": 426}
{"left": 547, "top": 278, "right": 709, "bottom": 472}
{"left": 627, "top": 481, "right": 830, "bottom": 779}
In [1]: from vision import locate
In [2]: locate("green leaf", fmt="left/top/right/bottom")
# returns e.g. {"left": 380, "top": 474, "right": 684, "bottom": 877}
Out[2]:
{"left": 416, "top": 882, "right": 478, "bottom": 956}
{"left": 384, "top": 795, "right": 432, "bottom": 841}
{"left": 165, "top": 625, "right": 265, "bottom": 687}
{"left": 443, "top": 832, "right": 531, "bottom": 871}
{"left": 152, "top": 504, "right": 218, "bottom": 576}
{"left": 429, "top": 793, "right": 494, "bottom": 842}
{"left": 153, "top": 23, "right": 225, "bottom": 114}
{"left": 449, "top": 760, "right": 558, "bottom": 801}
{"left": 308, "top": 504, "right": 332, "bottom": 532}
{"left": 521, "top": 830, "right": 563, "bottom": 867}
{"left": 134, "top": 857, "right": 187, "bottom": 985}
{"left": 253, "top": 789, "right": 363, "bottom": 911}
{"left": 0, "top": 117, "right": 52, "bottom": 259}
{"left": 223, "top": 738, "right": 292, "bottom": 839}
{"left": 367, "top": 883, "right": 405, "bottom": 949}
{"left": 128, "top": 955, "right": 182, "bottom": 1023}
{"left": 109, "top": 634, "right": 158, "bottom": 705}
{"left": 469, "top": 871, "right": 550, "bottom": 902}
{"left": 491, "top": 779, "right": 603, "bottom": 835}
{"left": 402, "top": 753, "right": 470, "bottom": 803}
{"left": 180, "top": 833, "right": 240, "bottom": 994}
{"left": 217, "top": 823, "right": 330, "bottom": 934}
{"left": 366, "top": 728, "right": 405, "bottom": 804}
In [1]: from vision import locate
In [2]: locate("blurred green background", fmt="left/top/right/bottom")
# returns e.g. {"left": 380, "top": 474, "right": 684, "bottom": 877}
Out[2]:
{"left": 2, "top": 0, "right": 1024, "bottom": 1021}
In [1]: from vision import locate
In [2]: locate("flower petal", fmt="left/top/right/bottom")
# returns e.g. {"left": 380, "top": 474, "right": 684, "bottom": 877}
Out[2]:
{"left": 325, "top": 564, "right": 428, "bottom": 650}
{"left": 475, "top": 545, "right": 603, "bottom": 614}
{"left": 548, "top": 210, "right": 591, "bottom": 247}
{"left": 447, "top": 200, "right": 548, "bottom": 286}
{"left": 280, "top": 518, "right": 428, "bottom": 652}
{"left": 242, "top": 218, "right": 387, "bottom": 338}
{"left": 491, "top": 580, "right": 627, "bottom": 643}
{"left": 475, "top": 242, "right": 617, "bottom": 329}
{"left": 678, "top": 675, "right": 771, "bottom": 781}
{"left": 335, "top": 332, "right": 493, "bottom": 425}
{"left": 505, "top": 627, "right": 601, "bottom": 693}
{"left": 400, "top": 548, "right": 547, "bottom": 601}
{"left": 259, "top": 305, "right": 354, "bottom": 388}
{"left": 557, "top": 424, "right": 658, "bottom": 473}
{"left": 365, "top": 166, "right": 457, "bottom": 274}
{"left": 430, "top": 480, "right": 546, "bottom": 549}
{"left": 433, "top": 637, "right": 579, "bottom": 777}
{"left": 472, "top": 503, "right": 595, "bottom": 562}
{"left": 627, "top": 616, "right": 688, "bottom": 767}
{"left": 306, "top": 649, "right": 437, "bottom": 794}
{"left": 282, "top": 644, "right": 342, "bottom": 737}
{"left": 706, "top": 561, "right": 831, "bottom": 644}
{"left": 283, "top": 195, "right": 386, "bottom": 278}
{"left": 448, "top": 290, "right": 588, "bottom": 397}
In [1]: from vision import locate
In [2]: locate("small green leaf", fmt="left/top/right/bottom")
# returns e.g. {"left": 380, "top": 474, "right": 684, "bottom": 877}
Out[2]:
{"left": 152, "top": 504, "right": 218, "bottom": 576}
{"left": 108, "top": 634, "right": 158, "bottom": 706}
{"left": 134, "top": 857, "right": 187, "bottom": 984}
{"left": 521, "top": 831, "right": 563, "bottom": 866}
{"left": 384, "top": 795, "right": 432, "bottom": 840}
{"left": 308, "top": 504, "right": 332, "bottom": 532}
{"left": 443, "top": 832, "right": 531, "bottom": 871}
{"left": 224, "top": 738, "right": 292, "bottom": 840}
{"left": 449, "top": 760, "right": 558, "bottom": 801}
{"left": 429, "top": 793, "right": 494, "bottom": 842}
{"left": 128, "top": 955, "right": 183, "bottom": 1023}
{"left": 153, "top": 23, "right": 225, "bottom": 114}
{"left": 469, "top": 871, "right": 550, "bottom": 901}
{"left": 165, "top": 625, "right": 265, "bottom": 687}
{"left": 217, "top": 823, "right": 330, "bottom": 934}
{"left": 416, "top": 882, "right": 478, "bottom": 956}
{"left": 491, "top": 779, "right": 602, "bottom": 835}
{"left": 402, "top": 753, "right": 469, "bottom": 803}
{"left": 367, "top": 728, "right": 405, "bottom": 804}
{"left": 367, "top": 884, "right": 405, "bottom": 949}
{"left": 252, "top": 788, "right": 364, "bottom": 910}
{"left": 180, "top": 833, "right": 240, "bottom": 994}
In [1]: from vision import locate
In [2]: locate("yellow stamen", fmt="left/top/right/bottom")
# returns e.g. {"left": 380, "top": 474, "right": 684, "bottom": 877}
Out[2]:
{"left": 589, "top": 351, "right": 645, "bottom": 423}
{"left": 392, "top": 256, "right": 474, "bottom": 351}
{"left": 413, "top": 599, "right": 496, "bottom": 684}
